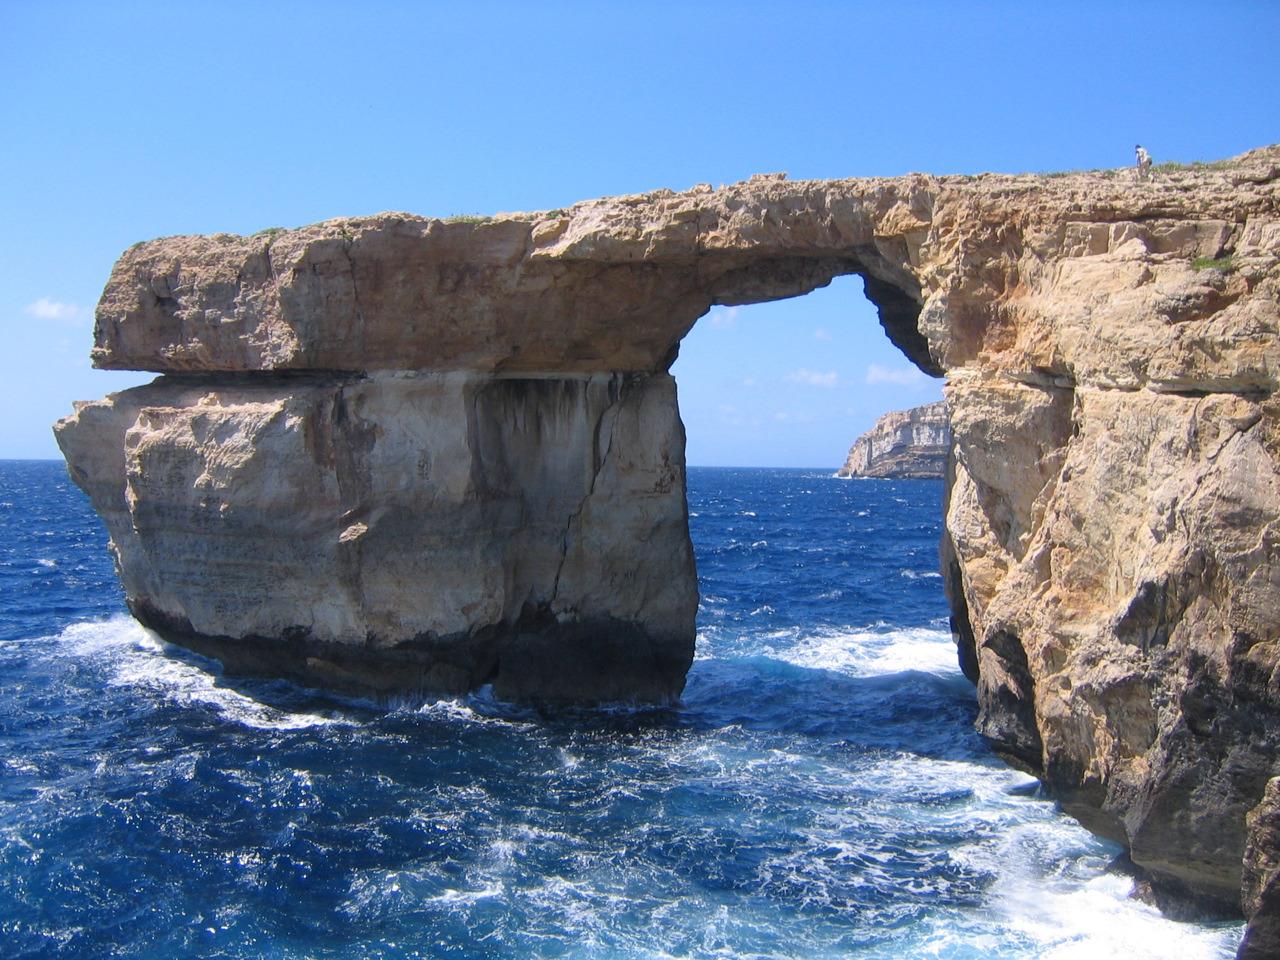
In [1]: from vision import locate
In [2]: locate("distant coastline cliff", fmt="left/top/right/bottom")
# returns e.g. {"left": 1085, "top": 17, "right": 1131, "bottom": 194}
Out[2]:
{"left": 836, "top": 402, "right": 950, "bottom": 478}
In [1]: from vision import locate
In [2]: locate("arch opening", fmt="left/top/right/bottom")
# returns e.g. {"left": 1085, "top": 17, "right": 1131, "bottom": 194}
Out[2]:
{"left": 672, "top": 273, "right": 943, "bottom": 469}
{"left": 668, "top": 269, "right": 962, "bottom": 704}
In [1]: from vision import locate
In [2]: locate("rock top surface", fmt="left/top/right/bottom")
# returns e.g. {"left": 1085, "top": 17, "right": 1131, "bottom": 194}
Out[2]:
{"left": 92, "top": 147, "right": 1280, "bottom": 392}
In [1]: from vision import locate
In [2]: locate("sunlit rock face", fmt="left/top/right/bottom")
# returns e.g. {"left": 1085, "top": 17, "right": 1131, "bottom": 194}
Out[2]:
{"left": 58, "top": 148, "right": 1280, "bottom": 949}
{"left": 58, "top": 371, "right": 695, "bottom": 703}
{"left": 837, "top": 401, "right": 950, "bottom": 478}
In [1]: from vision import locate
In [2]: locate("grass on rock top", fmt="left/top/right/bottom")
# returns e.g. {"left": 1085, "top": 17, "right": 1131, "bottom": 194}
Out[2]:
{"left": 1192, "top": 255, "right": 1236, "bottom": 272}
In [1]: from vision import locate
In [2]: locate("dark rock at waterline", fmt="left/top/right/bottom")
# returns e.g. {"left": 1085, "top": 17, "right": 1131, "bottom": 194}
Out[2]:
{"left": 1240, "top": 778, "right": 1280, "bottom": 960}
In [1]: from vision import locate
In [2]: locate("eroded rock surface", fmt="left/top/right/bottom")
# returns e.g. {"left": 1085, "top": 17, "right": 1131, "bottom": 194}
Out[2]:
{"left": 1241, "top": 777, "right": 1280, "bottom": 959}
{"left": 59, "top": 371, "right": 694, "bottom": 702}
{"left": 59, "top": 148, "right": 1280, "bottom": 948}
{"left": 837, "top": 401, "right": 950, "bottom": 478}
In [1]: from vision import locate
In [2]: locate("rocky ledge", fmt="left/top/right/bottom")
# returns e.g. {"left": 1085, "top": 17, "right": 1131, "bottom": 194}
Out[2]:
{"left": 57, "top": 149, "right": 1280, "bottom": 952}
{"left": 837, "top": 401, "right": 950, "bottom": 478}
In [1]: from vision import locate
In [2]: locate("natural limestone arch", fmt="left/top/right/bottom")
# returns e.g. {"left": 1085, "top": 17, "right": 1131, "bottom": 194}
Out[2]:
{"left": 69, "top": 174, "right": 960, "bottom": 705}
{"left": 57, "top": 149, "right": 1280, "bottom": 953}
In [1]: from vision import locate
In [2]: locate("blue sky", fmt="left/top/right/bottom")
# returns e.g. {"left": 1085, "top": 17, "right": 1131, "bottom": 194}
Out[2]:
{"left": 2, "top": 1, "right": 1275, "bottom": 465}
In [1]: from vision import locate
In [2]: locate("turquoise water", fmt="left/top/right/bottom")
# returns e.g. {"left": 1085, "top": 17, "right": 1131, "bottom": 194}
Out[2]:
{"left": 0, "top": 462, "right": 1243, "bottom": 958}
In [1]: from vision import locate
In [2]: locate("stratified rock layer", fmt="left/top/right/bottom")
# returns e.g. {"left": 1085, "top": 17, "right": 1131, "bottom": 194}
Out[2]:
{"left": 59, "top": 149, "right": 1280, "bottom": 951}
{"left": 59, "top": 371, "right": 695, "bottom": 702}
{"left": 837, "top": 401, "right": 950, "bottom": 478}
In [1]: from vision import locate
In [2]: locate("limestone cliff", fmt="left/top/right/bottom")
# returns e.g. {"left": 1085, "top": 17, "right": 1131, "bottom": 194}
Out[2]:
{"left": 58, "top": 148, "right": 1280, "bottom": 950}
{"left": 837, "top": 401, "right": 950, "bottom": 478}
{"left": 60, "top": 372, "right": 695, "bottom": 702}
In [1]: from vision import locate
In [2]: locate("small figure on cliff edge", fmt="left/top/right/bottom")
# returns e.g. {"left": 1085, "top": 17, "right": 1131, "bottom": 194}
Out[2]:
{"left": 1135, "top": 144, "right": 1153, "bottom": 181}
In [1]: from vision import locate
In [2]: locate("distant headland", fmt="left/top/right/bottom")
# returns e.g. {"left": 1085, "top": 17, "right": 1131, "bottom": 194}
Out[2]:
{"left": 836, "top": 402, "right": 950, "bottom": 479}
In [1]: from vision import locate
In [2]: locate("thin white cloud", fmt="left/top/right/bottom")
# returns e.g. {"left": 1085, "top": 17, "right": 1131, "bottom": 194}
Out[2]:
{"left": 865, "top": 363, "right": 927, "bottom": 387}
{"left": 813, "top": 328, "right": 833, "bottom": 341}
{"left": 741, "top": 376, "right": 759, "bottom": 388}
{"left": 785, "top": 368, "right": 840, "bottom": 388}
{"left": 708, "top": 305, "right": 740, "bottom": 328}
{"left": 25, "top": 297, "right": 84, "bottom": 322}
{"left": 713, "top": 405, "right": 761, "bottom": 428}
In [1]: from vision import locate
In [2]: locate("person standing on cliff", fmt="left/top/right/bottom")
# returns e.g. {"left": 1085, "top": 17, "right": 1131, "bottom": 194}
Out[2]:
{"left": 1135, "top": 144, "right": 1153, "bottom": 181}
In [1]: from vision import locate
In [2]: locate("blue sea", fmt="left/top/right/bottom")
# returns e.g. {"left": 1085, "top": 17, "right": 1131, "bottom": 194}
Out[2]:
{"left": 0, "top": 461, "right": 1243, "bottom": 958}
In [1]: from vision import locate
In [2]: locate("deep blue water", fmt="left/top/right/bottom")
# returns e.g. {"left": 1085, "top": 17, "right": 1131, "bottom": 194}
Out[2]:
{"left": 0, "top": 461, "right": 1242, "bottom": 958}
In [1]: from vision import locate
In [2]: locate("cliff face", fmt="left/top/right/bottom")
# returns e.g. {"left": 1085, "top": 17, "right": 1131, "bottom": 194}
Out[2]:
{"left": 59, "top": 372, "right": 695, "bottom": 702}
{"left": 58, "top": 149, "right": 1280, "bottom": 949}
{"left": 837, "top": 401, "right": 950, "bottom": 478}
{"left": 1241, "top": 777, "right": 1280, "bottom": 959}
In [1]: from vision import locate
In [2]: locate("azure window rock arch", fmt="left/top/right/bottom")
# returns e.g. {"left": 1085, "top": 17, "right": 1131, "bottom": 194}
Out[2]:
{"left": 56, "top": 149, "right": 1280, "bottom": 952}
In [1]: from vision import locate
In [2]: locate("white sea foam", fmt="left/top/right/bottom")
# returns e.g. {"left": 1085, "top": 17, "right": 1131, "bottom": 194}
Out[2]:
{"left": 53, "top": 616, "right": 354, "bottom": 730}
{"left": 999, "top": 872, "right": 1240, "bottom": 959}
{"left": 953, "top": 822, "right": 1242, "bottom": 959}
{"left": 427, "top": 881, "right": 504, "bottom": 905}
{"left": 770, "top": 625, "right": 961, "bottom": 678}
{"left": 899, "top": 568, "right": 942, "bottom": 580}
{"left": 692, "top": 629, "right": 720, "bottom": 661}
{"left": 407, "top": 691, "right": 538, "bottom": 730}
{"left": 856, "top": 753, "right": 1243, "bottom": 959}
